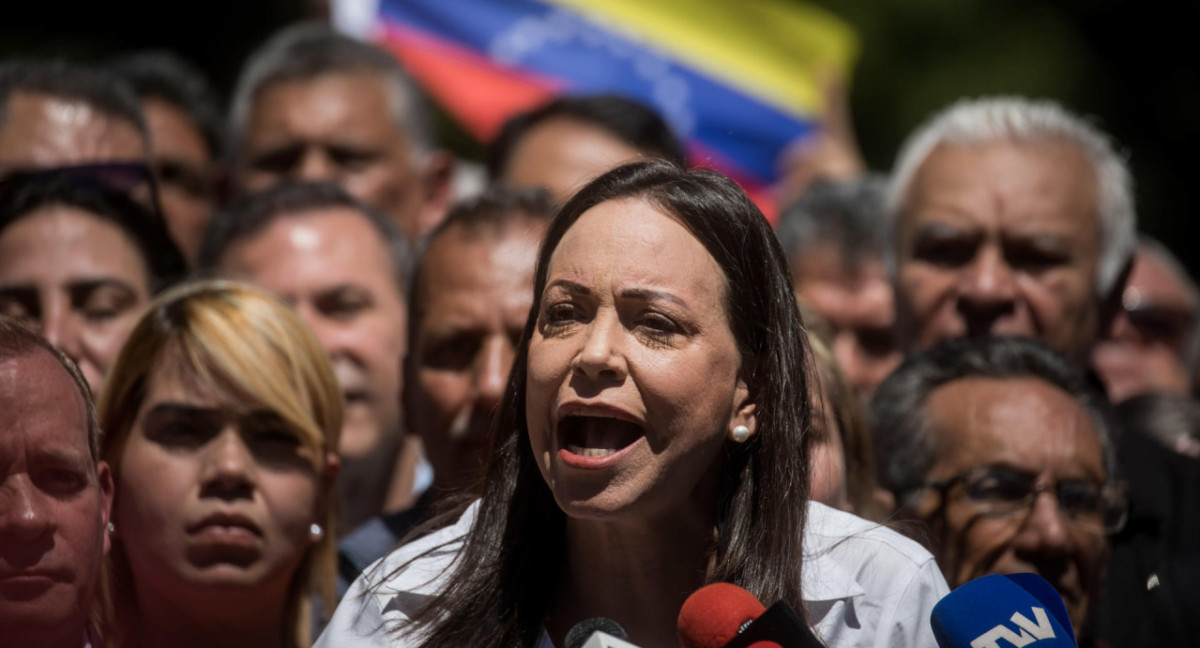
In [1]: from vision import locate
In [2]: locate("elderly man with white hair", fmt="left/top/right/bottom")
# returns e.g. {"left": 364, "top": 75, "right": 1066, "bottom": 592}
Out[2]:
{"left": 887, "top": 96, "right": 1137, "bottom": 363}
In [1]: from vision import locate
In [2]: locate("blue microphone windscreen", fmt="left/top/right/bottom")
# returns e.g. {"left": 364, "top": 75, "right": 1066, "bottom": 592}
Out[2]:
{"left": 931, "top": 574, "right": 1075, "bottom": 648}
{"left": 1001, "top": 573, "right": 1075, "bottom": 645}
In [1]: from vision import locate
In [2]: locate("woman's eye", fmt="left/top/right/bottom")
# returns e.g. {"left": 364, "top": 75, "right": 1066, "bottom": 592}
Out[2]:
{"left": 153, "top": 422, "right": 210, "bottom": 447}
{"left": 638, "top": 312, "right": 681, "bottom": 341}
{"left": 254, "top": 428, "right": 301, "bottom": 447}
{"left": 544, "top": 302, "right": 579, "bottom": 325}
{"left": 77, "top": 286, "right": 136, "bottom": 323}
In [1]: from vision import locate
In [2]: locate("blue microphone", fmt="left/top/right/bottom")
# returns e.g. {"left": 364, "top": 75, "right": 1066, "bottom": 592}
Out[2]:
{"left": 931, "top": 573, "right": 1076, "bottom": 648}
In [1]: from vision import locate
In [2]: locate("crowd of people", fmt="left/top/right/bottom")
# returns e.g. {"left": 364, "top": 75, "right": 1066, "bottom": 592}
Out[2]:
{"left": 0, "top": 17, "right": 1196, "bottom": 648}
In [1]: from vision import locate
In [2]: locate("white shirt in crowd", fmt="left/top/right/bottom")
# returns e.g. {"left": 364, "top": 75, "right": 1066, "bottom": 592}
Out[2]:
{"left": 317, "top": 500, "right": 949, "bottom": 648}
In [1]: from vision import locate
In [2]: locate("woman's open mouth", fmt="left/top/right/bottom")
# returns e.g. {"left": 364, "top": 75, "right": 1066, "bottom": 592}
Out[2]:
{"left": 557, "top": 411, "right": 644, "bottom": 460}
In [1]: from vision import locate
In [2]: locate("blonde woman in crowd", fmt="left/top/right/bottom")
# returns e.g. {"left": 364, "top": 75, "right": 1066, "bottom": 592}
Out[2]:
{"left": 96, "top": 280, "right": 341, "bottom": 648}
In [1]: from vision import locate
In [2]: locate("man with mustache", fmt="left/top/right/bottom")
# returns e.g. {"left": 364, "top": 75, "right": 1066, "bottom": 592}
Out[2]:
{"left": 199, "top": 181, "right": 412, "bottom": 533}
{"left": 0, "top": 317, "right": 114, "bottom": 648}
{"left": 869, "top": 336, "right": 1124, "bottom": 644}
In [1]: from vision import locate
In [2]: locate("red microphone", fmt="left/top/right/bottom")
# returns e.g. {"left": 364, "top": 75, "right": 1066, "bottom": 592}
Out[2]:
{"left": 677, "top": 583, "right": 818, "bottom": 648}
{"left": 677, "top": 583, "right": 777, "bottom": 648}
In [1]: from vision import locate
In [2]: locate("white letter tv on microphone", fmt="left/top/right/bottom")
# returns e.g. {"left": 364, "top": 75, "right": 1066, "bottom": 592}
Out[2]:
{"left": 970, "top": 607, "right": 1057, "bottom": 648}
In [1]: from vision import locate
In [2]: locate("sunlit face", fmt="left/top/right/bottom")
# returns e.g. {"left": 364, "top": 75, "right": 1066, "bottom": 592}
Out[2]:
{"left": 526, "top": 198, "right": 753, "bottom": 522}
{"left": 0, "top": 350, "right": 112, "bottom": 647}
{"left": 894, "top": 140, "right": 1102, "bottom": 361}
{"left": 0, "top": 206, "right": 153, "bottom": 392}
{"left": 216, "top": 208, "right": 406, "bottom": 463}
{"left": 114, "top": 358, "right": 322, "bottom": 604}
{"left": 240, "top": 73, "right": 430, "bottom": 241}
{"left": 793, "top": 249, "right": 902, "bottom": 398}
{"left": 1092, "top": 245, "right": 1198, "bottom": 401}
{"left": 142, "top": 98, "right": 216, "bottom": 264}
{"left": 409, "top": 221, "right": 543, "bottom": 493}
{"left": 0, "top": 91, "right": 147, "bottom": 172}
{"left": 912, "top": 376, "right": 1110, "bottom": 634}
{"left": 502, "top": 117, "right": 644, "bottom": 205}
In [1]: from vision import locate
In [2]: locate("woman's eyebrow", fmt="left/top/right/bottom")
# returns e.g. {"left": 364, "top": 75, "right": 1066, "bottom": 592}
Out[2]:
{"left": 545, "top": 279, "right": 592, "bottom": 296}
{"left": 620, "top": 287, "right": 687, "bottom": 308}
{"left": 142, "top": 402, "right": 223, "bottom": 420}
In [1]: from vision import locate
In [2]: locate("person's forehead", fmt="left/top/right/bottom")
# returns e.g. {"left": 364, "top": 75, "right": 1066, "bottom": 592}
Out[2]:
{"left": 0, "top": 204, "right": 152, "bottom": 288}
{"left": 417, "top": 222, "right": 542, "bottom": 316}
{"left": 222, "top": 208, "right": 399, "bottom": 290}
{"left": 549, "top": 199, "right": 725, "bottom": 302}
{"left": 902, "top": 139, "right": 1099, "bottom": 234}
{"left": 924, "top": 375, "right": 1104, "bottom": 476}
{"left": 503, "top": 117, "right": 644, "bottom": 200}
{"left": 0, "top": 349, "right": 90, "bottom": 452}
{"left": 0, "top": 91, "right": 147, "bottom": 169}
{"left": 248, "top": 72, "right": 403, "bottom": 142}
{"left": 793, "top": 247, "right": 888, "bottom": 287}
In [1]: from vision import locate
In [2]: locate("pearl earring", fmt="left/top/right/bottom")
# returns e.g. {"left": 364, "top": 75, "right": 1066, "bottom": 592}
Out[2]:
{"left": 310, "top": 523, "right": 324, "bottom": 541}
{"left": 730, "top": 425, "right": 751, "bottom": 443}
{"left": 107, "top": 522, "right": 115, "bottom": 534}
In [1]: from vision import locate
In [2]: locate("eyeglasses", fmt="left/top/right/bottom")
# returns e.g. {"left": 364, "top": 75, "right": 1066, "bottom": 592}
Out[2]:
{"left": 922, "top": 464, "right": 1128, "bottom": 534}
{"left": 0, "top": 161, "right": 154, "bottom": 194}
{"left": 0, "top": 162, "right": 162, "bottom": 215}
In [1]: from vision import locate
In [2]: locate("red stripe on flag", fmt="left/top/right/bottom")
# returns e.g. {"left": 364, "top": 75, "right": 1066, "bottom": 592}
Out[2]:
{"left": 688, "top": 142, "right": 779, "bottom": 225}
{"left": 378, "top": 22, "right": 564, "bottom": 142}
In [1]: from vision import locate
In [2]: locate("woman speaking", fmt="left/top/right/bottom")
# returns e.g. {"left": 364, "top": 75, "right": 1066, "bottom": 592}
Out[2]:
{"left": 320, "top": 161, "right": 947, "bottom": 647}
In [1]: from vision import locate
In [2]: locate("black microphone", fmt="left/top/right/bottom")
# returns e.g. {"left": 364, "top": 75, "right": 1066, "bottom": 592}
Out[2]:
{"left": 677, "top": 583, "right": 824, "bottom": 648}
{"left": 565, "top": 617, "right": 642, "bottom": 648}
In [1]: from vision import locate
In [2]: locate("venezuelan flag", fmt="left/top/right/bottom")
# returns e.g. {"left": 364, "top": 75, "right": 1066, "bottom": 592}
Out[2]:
{"left": 360, "top": 0, "right": 857, "bottom": 213}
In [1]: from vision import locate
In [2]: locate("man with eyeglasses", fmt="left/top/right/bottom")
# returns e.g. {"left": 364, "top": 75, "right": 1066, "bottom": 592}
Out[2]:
{"left": 869, "top": 336, "right": 1125, "bottom": 643}
{"left": 1092, "top": 236, "right": 1199, "bottom": 403}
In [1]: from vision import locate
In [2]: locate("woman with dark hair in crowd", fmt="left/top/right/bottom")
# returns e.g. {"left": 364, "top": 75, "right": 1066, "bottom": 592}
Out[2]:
{"left": 320, "top": 160, "right": 946, "bottom": 647}
{"left": 0, "top": 172, "right": 186, "bottom": 391}
{"left": 97, "top": 280, "right": 341, "bottom": 648}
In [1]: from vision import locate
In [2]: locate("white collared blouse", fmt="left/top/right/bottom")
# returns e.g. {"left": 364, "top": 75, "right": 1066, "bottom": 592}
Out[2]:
{"left": 316, "top": 500, "right": 948, "bottom": 648}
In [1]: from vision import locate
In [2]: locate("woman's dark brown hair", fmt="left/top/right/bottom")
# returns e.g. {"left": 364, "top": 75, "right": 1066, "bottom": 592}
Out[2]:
{"left": 391, "top": 160, "right": 814, "bottom": 647}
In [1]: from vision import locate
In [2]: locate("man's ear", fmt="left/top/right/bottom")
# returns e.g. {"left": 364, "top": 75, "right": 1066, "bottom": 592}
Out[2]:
{"left": 1097, "top": 252, "right": 1135, "bottom": 340}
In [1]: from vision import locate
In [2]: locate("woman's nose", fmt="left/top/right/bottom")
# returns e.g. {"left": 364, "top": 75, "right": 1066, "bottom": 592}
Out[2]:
{"left": 199, "top": 429, "right": 257, "bottom": 500}
{"left": 573, "top": 312, "right": 627, "bottom": 384}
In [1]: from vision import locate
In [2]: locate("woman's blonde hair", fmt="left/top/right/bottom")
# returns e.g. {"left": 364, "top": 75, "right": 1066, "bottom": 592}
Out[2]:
{"left": 96, "top": 279, "right": 342, "bottom": 647}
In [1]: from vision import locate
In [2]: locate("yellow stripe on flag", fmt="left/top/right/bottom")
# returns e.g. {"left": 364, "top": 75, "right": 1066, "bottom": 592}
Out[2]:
{"left": 548, "top": 0, "right": 858, "bottom": 119}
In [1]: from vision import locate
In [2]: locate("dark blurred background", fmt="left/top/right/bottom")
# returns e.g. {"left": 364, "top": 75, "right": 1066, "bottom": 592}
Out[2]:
{"left": 4, "top": 0, "right": 1196, "bottom": 272}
